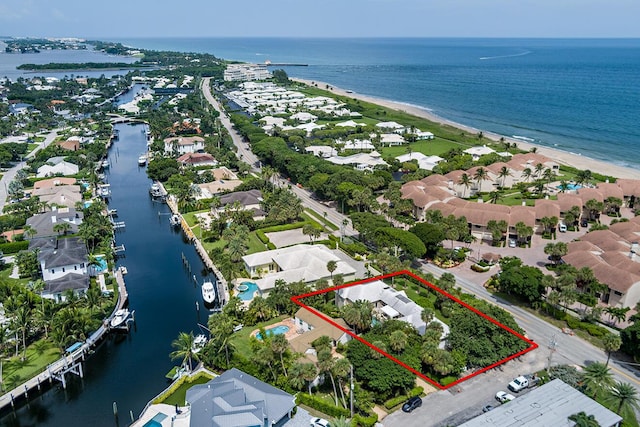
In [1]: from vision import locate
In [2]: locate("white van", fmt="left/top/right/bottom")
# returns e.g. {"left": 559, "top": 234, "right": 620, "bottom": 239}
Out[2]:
{"left": 559, "top": 223, "right": 567, "bottom": 232}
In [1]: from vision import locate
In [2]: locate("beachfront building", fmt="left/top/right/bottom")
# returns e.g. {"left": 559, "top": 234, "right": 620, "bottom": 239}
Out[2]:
{"left": 223, "top": 63, "right": 272, "bottom": 82}
{"left": 241, "top": 244, "right": 356, "bottom": 294}
{"left": 29, "top": 237, "right": 89, "bottom": 302}
{"left": 163, "top": 136, "right": 205, "bottom": 155}
{"left": 186, "top": 368, "right": 295, "bottom": 427}
{"left": 464, "top": 145, "right": 496, "bottom": 161}
{"left": 336, "top": 280, "right": 431, "bottom": 335}
{"left": 396, "top": 153, "right": 444, "bottom": 171}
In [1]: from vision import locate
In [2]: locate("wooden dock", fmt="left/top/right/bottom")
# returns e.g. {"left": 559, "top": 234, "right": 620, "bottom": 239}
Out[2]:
{"left": 0, "top": 268, "right": 130, "bottom": 411}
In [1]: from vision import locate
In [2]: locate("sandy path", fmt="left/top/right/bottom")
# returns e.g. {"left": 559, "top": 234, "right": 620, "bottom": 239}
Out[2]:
{"left": 292, "top": 77, "right": 640, "bottom": 180}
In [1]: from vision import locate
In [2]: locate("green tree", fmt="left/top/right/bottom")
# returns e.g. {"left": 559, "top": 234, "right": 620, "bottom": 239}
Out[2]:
{"left": 270, "top": 333, "right": 289, "bottom": 377}
{"left": 342, "top": 300, "right": 374, "bottom": 334}
{"left": 544, "top": 242, "right": 568, "bottom": 266}
{"left": 302, "top": 224, "right": 322, "bottom": 244}
{"left": 581, "top": 362, "right": 614, "bottom": 400}
{"left": 605, "top": 381, "right": 640, "bottom": 420}
{"left": 568, "top": 412, "right": 600, "bottom": 427}
{"left": 389, "top": 330, "right": 408, "bottom": 353}
{"left": 498, "top": 166, "right": 512, "bottom": 188}
{"left": 326, "top": 260, "right": 337, "bottom": 282}
{"left": 170, "top": 331, "right": 199, "bottom": 371}
{"left": 458, "top": 173, "right": 472, "bottom": 198}
{"left": 603, "top": 333, "right": 621, "bottom": 367}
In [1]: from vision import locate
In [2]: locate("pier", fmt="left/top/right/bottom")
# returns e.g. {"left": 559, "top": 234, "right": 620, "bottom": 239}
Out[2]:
{"left": 0, "top": 268, "right": 131, "bottom": 411}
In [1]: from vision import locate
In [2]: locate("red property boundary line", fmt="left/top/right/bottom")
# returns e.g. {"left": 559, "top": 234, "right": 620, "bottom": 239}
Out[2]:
{"left": 291, "top": 269, "right": 538, "bottom": 390}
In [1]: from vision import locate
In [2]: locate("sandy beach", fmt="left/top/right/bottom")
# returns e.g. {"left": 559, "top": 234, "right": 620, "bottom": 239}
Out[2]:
{"left": 292, "top": 77, "right": 640, "bottom": 180}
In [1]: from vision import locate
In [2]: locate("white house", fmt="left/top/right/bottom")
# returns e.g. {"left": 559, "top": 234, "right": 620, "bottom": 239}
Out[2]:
{"left": 415, "top": 130, "right": 435, "bottom": 140}
{"left": 464, "top": 145, "right": 496, "bottom": 161}
{"left": 290, "top": 112, "right": 317, "bottom": 123}
{"left": 37, "top": 159, "right": 79, "bottom": 178}
{"left": 380, "top": 133, "right": 405, "bottom": 146}
{"left": 305, "top": 145, "right": 338, "bottom": 158}
{"left": 336, "top": 280, "right": 439, "bottom": 336}
{"left": 376, "top": 121, "right": 405, "bottom": 131}
{"left": 163, "top": 136, "right": 205, "bottom": 155}
{"left": 326, "top": 151, "right": 388, "bottom": 171}
{"left": 396, "top": 153, "right": 444, "bottom": 171}
{"left": 340, "top": 139, "right": 375, "bottom": 151}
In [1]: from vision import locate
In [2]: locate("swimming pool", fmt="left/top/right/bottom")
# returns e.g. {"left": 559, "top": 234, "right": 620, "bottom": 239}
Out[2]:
{"left": 93, "top": 255, "right": 108, "bottom": 273}
{"left": 142, "top": 412, "right": 167, "bottom": 427}
{"left": 238, "top": 281, "right": 260, "bottom": 301}
{"left": 557, "top": 183, "right": 583, "bottom": 191}
{"left": 256, "top": 325, "right": 290, "bottom": 340}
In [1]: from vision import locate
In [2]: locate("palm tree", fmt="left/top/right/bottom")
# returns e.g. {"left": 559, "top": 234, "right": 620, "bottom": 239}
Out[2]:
{"left": 522, "top": 167, "right": 533, "bottom": 183}
{"left": 317, "top": 348, "right": 339, "bottom": 405}
{"left": 270, "top": 333, "right": 289, "bottom": 376}
{"left": 458, "top": 173, "right": 472, "bottom": 198}
{"left": 515, "top": 221, "right": 534, "bottom": 246}
{"left": 473, "top": 167, "right": 489, "bottom": 193}
{"left": 542, "top": 168, "right": 555, "bottom": 188}
{"left": 568, "top": 412, "right": 600, "bottom": 427}
{"left": 326, "top": 260, "right": 337, "bottom": 283}
{"left": 13, "top": 306, "right": 31, "bottom": 360}
{"left": 534, "top": 163, "right": 545, "bottom": 179}
{"left": 498, "top": 166, "right": 511, "bottom": 188}
{"left": 389, "top": 330, "right": 408, "bottom": 353}
{"left": 53, "top": 222, "right": 72, "bottom": 236}
{"left": 332, "top": 357, "right": 351, "bottom": 408}
{"left": 170, "top": 332, "right": 198, "bottom": 371}
{"left": 605, "top": 381, "right": 640, "bottom": 418}
{"left": 488, "top": 191, "right": 501, "bottom": 204}
{"left": 22, "top": 225, "right": 36, "bottom": 240}
{"left": 581, "top": 362, "right": 614, "bottom": 400}
{"left": 290, "top": 361, "right": 318, "bottom": 394}
{"left": 342, "top": 300, "right": 373, "bottom": 334}
{"left": 602, "top": 333, "right": 622, "bottom": 367}
{"left": 302, "top": 224, "right": 321, "bottom": 244}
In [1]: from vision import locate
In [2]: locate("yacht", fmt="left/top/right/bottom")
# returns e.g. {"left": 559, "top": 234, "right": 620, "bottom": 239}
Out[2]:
{"left": 202, "top": 281, "right": 216, "bottom": 305}
{"left": 169, "top": 214, "right": 181, "bottom": 227}
{"left": 110, "top": 308, "right": 130, "bottom": 328}
{"left": 149, "top": 182, "right": 163, "bottom": 198}
{"left": 192, "top": 334, "right": 208, "bottom": 354}
{"left": 138, "top": 154, "right": 147, "bottom": 166}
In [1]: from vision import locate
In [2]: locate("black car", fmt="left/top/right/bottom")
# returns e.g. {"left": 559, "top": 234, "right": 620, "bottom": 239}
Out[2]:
{"left": 402, "top": 396, "right": 422, "bottom": 413}
{"left": 482, "top": 405, "right": 494, "bottom": 413}
{"left": 581, "top": 219, "right": 589, "bottom": 227}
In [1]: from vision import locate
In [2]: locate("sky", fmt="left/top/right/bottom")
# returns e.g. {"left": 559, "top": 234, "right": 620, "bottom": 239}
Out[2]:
{"left": 1, "top": 0, "right": 639, "bottom": 39}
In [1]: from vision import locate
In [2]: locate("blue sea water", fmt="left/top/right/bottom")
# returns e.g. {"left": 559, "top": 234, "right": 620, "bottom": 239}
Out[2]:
{"left": 110, "top": 37, "right": 640, "bottom": 169}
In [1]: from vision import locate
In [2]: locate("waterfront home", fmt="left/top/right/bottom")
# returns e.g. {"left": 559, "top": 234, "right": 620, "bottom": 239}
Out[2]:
{"left": 29, "top": 237, "right": 89, "bottom": 302}
{"left": 163, "top": 136, "right": 205, "bottom": 155}
{"left": 26, "top": 207, "right": 83, "bottom": 238}
{"left": 414, "top": 130, "right": 435, "bottom": 140}
{"left": 336, "top": 279, "right": 429, "bottom": 335}
{"left": 242, "top": 244, "right": 356, "bottom": 294}
{"left": 463, "top": 145, "right": 496, "bottom": 161}
{"left": 197, "top": 179, "right": 243, "bottom": 199}
{"left": 177, "top": 152, "right": 218, "bottom": 168}
{"left": 375, "top": 121, "right": 405, "bottom": 132}
{"left": 55, "top": 139, "right": 80, "bottom": 151}
{"left": 380, "top": 133, "right": 405, "bottom": 146}
{"left": 32, "top": 185, "right": 82, "bottom": 209}
{"left": 186, "top": 368, "right": 295, "bottom": 427}
{"left": 213, "top": 189, "right": 265, "bottom": 220}
{"left": 290, "top": 309, "right": 351, "bottom": 370}
{"left": 335, "top": 120, "right": 366, "bottom": 128}
{"left": 33, "top": 177, "right": 77, "bottom": 190}
{"left": 36, "top": 158, "right": 79, "bottom": 178}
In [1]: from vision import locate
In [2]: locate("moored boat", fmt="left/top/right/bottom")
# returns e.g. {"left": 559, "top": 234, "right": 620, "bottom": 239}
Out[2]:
{"left": 192, "top": 334, "right": 208, "bottom": 354}
{"left": 169, "top": 214, "right": 181, "bottom": 227}
{"left": 138, "top": 154, "right": 147, "bottom": 166}
{"left": 110, "top": 308, "right": 130, "bottom": 328}
{"left": 202, "top": 281, "right": 215, "bottom": 305}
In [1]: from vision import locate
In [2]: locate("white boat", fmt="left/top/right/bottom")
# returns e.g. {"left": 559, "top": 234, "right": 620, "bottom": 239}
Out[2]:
{"left": 101, "top": 160, "right": 110, "bottom": 168}
{"left": 110, "top": 308, "right": 130, "bottom": 328}
{"left": 138, "top": 154, "right": 147, "bottom": 166}
{"left": 150, "top": 183, "right": 163, "bottom": 197}
{"left": 202, "top": 281, "right": 215, "bottom": 304}
{"left": 169, "top": 214, "right": 181, "bottom": 227}
{"left": 192, "top": 334, "right": 208, "bottom": 354}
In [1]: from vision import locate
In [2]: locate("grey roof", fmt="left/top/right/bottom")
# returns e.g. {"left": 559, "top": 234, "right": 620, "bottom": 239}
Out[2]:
{"left": 30, "top": 237, "right": 88, "bottom": 269}
{"left": 186, "top": 368, "right": 295, "bottom": 427}
{"left": 219, "top": 189, "right": 262, "bottom": 208}
{"left": 43, "top": 273, "right": 89, "bottom": 295}
{"left": 26, "top": 208, "right": 83, "bottom": 238}
{"left": 459, "top": 379, "right": 623, "bottom": 427}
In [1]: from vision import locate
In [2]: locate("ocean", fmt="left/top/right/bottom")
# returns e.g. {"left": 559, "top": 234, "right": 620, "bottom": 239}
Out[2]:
{"left": 5, "top": 37, "right": 640, "bottom": 168}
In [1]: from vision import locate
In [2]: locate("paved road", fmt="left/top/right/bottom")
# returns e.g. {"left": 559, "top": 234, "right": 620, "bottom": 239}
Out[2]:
{"left": 0, "top": 128, "right": 60, "bottom": 210}
{"left": 201, "top": 78, "right": 357, "bottom": 237}
{"left": 381, "top": 262, "right": 640, "bottom": 427}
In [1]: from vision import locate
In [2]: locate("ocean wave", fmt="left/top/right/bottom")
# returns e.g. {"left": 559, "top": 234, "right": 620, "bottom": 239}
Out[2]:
{"left": 512, "top": 135, "right": 535, "bottom": 142}
{"left": 479, "top": 50, "right": 532, "bottom": 60}
{"left": 395, "top": 101, "right": 433, "bottom": 112}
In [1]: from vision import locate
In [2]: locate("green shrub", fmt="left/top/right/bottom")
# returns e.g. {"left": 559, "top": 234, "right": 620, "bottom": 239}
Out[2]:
{"left": 0, "top": 240, "right": 29, "bottom": 254}
{"left": 383, "top": 387, "right": 424, "bottom": 410}
{"left": 565, "top": 315, "right": 580, "bottom": 329}
{"left": 471, "top": 263, "right": 490, "bottom": 272}
{"left": 351, "top": 412, "right": 378, "bottom": 427}
{"left": 267, "top": 242, "right": 276, "bottom": 250}
{"left": 259, "top": 221, "right": 305, "bottom": 233}
{"left": 296, "top": 393, "right": 350, "bottom": 418}
{"left": 256, "top": 230, "right": 269, "bottom": 244}
{"left": 440, "top": 376, "right": 458, "bottom": 386}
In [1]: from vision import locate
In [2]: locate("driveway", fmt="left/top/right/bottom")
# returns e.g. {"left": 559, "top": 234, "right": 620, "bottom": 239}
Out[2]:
{"left": 266, "top": 229, "right": 329, "bottom": 248}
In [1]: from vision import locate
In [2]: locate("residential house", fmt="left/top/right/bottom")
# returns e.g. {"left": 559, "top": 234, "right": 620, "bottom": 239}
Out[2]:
{"left": 186, "top": 368, "right": 295, "bottom": 427}
{"left": 29, "top": 237, "right": 89, "bottom": 302}
{"left": 290, "top": 308, "right": 352, "bottom": 363}
{"left": 380, "top": 133, "right": 405, "bottom": 146}
{"left": 36, "top": 158, "right": 79, "bottom": 178}
{"left": 375, "top": 121, "right": 405, "bottom": 132}
{"left": 463, "top": 145, "right": 496, "bottom": 161}
{"left": 163, "top": 136, "right": 205, "bottom": 155}
{"left": 33, "top": 177, "right": 76, "bottom": 190}
{"left": 326, "top": 151, "right": 388, "bottom": 171}
{"left": 32, "top": 185, "right": 82, "bottom": 210}
{"left": 242, "top": 244, "right": 356, "bottom": 294}
{"left": 305, "top": 145, "right": 338, "bottom": 158}
{"left": 340, "top": 139, "right": 376, "bottom": 151}
{"left": 26, "top": 207, "right": 83, "bottom": 238}
{"left": 396, "top": 153, "right": 444, "bottom": 171}
{"left": 214, "top": 189, "right": 266, "bottom": 220}
{"left": 177, "top": 152, "right": 218, "bottom": 168}
{"left": 336, "top": 280, "right": 430, "bottom": 335}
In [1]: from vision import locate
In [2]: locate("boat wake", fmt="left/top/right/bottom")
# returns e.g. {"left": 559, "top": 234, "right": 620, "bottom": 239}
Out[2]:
{"left": 479, "top": 50, "right": 532, "bottom": 60}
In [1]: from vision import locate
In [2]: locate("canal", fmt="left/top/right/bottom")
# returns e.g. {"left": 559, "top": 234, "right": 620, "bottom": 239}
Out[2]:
{"left": 1, "top": 123, "right": 215, "bottom": 426}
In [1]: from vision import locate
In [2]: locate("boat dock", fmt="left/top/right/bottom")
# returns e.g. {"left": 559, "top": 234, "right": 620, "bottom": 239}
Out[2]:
{"left": 166, "top": 192, "right": 229, "bottom": 307}
{"left": 0, "top": 268, "right": 131, "bottom": 411}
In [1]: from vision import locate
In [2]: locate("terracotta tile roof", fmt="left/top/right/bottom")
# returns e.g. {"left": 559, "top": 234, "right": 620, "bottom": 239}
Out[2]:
{"left": 577, "top": 187, "right": 604, "bottom": 204}
{"left": 595, "top": 182, "right": 624, "bottom": 200}
{"left": 609, "top": 222, "right": 640, "bottom": 243}
{"left": 509, "top": 205, "right": 536, "bottom": 227}
{"left": 556, "top": 193, "right": 583, "bottom": 212}
{"left": 535, "top": 199, "right": 561, "bottom": 219}
{"left": 616, "top": 179, "right": 640, "bottom": 197}
{"left": 567, "top": 240, "right": 601, "bottom": 254}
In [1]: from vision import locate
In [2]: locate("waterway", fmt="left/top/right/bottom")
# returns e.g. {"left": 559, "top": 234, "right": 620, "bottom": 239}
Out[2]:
{"left": 0, "top": 123, "right": 215, "bottom": 426}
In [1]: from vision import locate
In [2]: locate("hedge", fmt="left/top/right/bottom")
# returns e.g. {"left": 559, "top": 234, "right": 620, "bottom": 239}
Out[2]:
{"left": 351, "top": 412, "right": 378, "bottom": 427}
{"left": 565, "top": 315, "right": 608, "bottom": 337}
{"left": 259, "top": 221, "right": 306, "bottom": 233}
{"left": 296, "top": 393, "right": 350, "bottom": 418}
{"left": 383, "top": 386, "right": 424, "bottom": 410}
{"left": 256, "top": 230, "right": 270, "bottom": 244}
{"left": 0, "top": 240, "right": 29, "bottom": 254}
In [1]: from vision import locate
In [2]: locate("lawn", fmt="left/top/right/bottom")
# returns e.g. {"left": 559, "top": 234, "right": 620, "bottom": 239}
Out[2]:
{"left": 230, "top": 315, "right": 288, "bottom": 356}
{"left": 2, "top": 340, "right": 61, "bottom": 391}
{"left": 247, "top": 231, "right": 267, "bottom": 254}
{"left": 380, "top": 138, "right": 469, "bottom": 158}
{"left": 158, "top": 372, "right": 214, "bottom": 406}
{"left": 304, "top": 208, "right": 338, "bottom": 231}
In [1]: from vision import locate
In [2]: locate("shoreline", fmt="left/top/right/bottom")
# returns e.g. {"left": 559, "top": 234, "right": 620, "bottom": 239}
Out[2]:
{"left": 291, "top": 77, "right": 640, "bottom": 180}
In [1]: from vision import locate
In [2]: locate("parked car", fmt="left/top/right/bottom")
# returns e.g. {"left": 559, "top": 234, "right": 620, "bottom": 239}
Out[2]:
{"left": 495, "top": 391, "right": 515, "bottom": 403}
{"left": 482, "top": 405, "right": 495, "bottom": 413}
{"left": 581, "top": 219, "right": 589, "bottom": 227}
{"left": 310, "top": 418, "right": 331, "bottom": 427}
{"left": 559, "top": 223, "right": 567, "bottom": 232}
{"left": 509, "top": 239, "right": 517, "bottom": 248}
{"left": 402, "top": 396, "right": 423, "bottom": 412}
{"left": 508, "top": 374, "right": 540, "bottom": 392}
